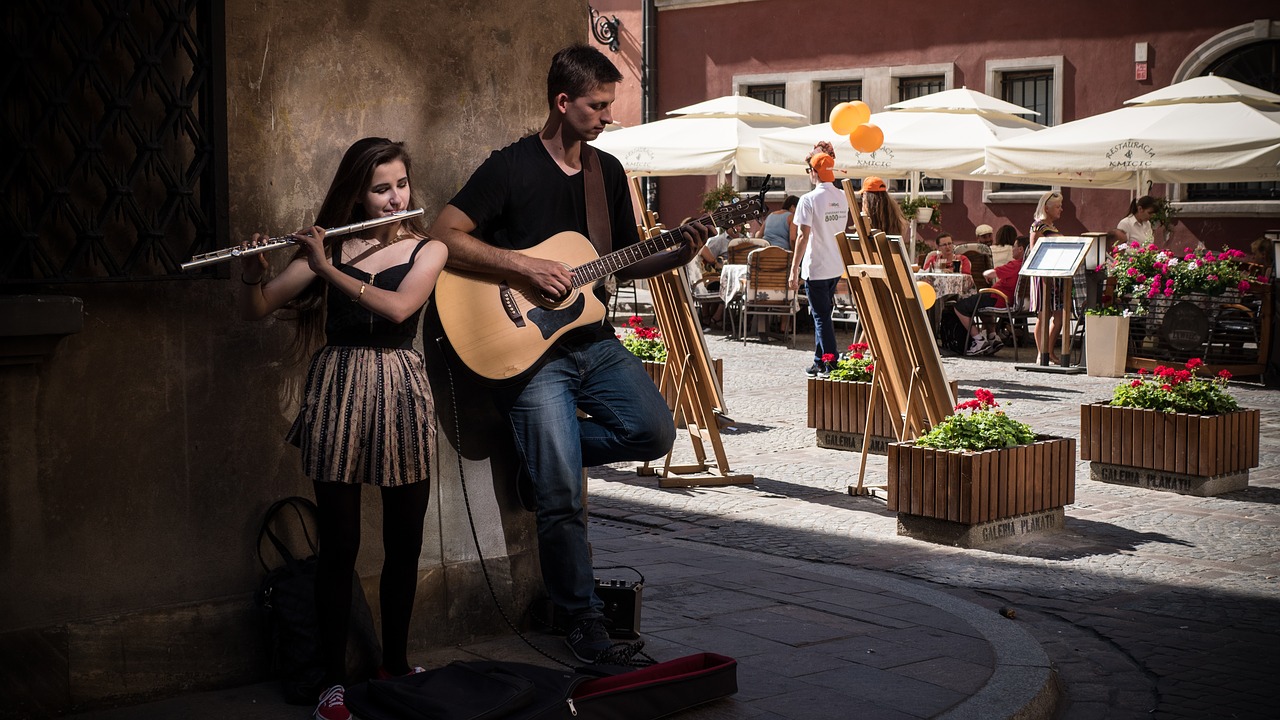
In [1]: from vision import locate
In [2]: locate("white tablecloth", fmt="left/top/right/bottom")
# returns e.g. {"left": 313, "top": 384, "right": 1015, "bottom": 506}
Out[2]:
{"left": 917, "top": 271, "right": 976, "bottom": 299}
{"left": 720, "top": 264, "right": 750, "bottom": 305}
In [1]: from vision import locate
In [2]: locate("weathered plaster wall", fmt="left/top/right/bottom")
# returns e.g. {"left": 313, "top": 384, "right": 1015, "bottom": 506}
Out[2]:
{"left": 0, "top": 0, "right": 584, "bottom": 713}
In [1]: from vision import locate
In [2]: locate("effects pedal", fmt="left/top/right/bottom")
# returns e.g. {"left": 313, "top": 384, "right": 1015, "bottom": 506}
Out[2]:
{"left": 595, "top": 577, "right": 643, "bottom": 639}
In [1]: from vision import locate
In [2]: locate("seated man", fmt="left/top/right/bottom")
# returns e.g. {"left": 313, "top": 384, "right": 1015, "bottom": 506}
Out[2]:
{"left": 953, "top": 235, "right": 1029, "bottom": 356}
{"left": 921, "top": 233, "right": 972, "bottom": 274}
{"left": 692, "top": 227, "right": 731, "bottom": 327}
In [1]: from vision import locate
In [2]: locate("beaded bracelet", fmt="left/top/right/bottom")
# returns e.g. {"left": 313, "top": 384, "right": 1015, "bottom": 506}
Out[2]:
{"left": 354, "top": 283, "right": 366, "bottom": 302}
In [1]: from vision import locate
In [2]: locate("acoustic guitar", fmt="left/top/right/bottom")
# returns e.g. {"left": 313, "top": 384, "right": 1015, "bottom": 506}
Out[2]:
{"left": 436, "top": 196, "right": 766, "bottom": 381}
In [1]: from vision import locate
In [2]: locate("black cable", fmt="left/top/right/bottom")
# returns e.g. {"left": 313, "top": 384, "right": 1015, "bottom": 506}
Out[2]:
{"left": 436, "top": 337, "right": 652, "bottom": 669}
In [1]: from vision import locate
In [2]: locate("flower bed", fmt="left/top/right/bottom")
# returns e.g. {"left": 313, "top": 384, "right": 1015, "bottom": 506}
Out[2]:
{"left": 807, "top": 377, "right": 896, "bottom": 453}
{"left": 886, "top": 390, "right": 1075, "bottom": 546}
{"left": 1104, "top": 243, "right": 1270, "bottom": 376}
{"left": 1080, "top": 359, "right": 1260, "bottom": 495}
{"left": 806, "top": 343, "right": 895, "bottom": 453}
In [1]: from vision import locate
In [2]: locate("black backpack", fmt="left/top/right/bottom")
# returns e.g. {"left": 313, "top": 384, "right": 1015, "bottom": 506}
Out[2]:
{"left": 256, "top": 496, "right": 381, "bottom": 704}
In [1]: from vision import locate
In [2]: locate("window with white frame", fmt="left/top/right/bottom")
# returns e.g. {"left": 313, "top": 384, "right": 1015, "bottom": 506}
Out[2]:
{"left": 891, "top": 75, "right": 947, "bottom": 193}
{"left": 985, "top": 56, "right": 1063, "bottom": 200}
{"left": 743, "top": 84, "right": 786, "bottom": 193}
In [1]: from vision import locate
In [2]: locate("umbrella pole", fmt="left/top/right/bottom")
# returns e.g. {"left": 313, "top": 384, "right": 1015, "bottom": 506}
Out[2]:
{"left": 908, "top": 171, "right": 920, "bottom": 263}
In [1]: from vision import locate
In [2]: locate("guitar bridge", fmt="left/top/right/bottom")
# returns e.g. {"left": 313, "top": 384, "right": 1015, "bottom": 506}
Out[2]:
{"left": 499, "top": 282, "right": 527, "bottom": 328}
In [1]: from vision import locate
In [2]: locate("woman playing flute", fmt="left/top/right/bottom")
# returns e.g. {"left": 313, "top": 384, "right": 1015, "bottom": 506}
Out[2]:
{"left": 239, "top": 137, "right": 447, "bottom": 720}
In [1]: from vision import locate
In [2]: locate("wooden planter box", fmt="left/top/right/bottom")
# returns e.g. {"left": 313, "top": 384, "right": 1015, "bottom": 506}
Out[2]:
{"left": 806, "top": 378, "right": 896, "bottom": 454}
{"left": 887, "top": 436, "right": 1075, "bottom": 523}
{"left": 1080, "top": 402, "right": 1261, "bottom": 495}
{"left": 642, "top": 359, "right": 723, "bottom": 425}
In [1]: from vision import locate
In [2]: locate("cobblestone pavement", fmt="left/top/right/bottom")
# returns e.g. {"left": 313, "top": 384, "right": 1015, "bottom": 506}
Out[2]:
{"left": 588, "top": 323, "right": 1280, "bottom": 720}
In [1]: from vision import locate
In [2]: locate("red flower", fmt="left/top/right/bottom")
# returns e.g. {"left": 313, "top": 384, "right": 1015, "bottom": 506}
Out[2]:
{"left": 627, "top": 315, "right": 643, "bottom": 328}
{"left": 1218, "top": 369, "right": 1233, "bottom": 380}
{"left": 955, "top": 399, "right": 983, "bottom": 411}
{"left": 1161, "top": 384, "right": 1173, "bottom": 391}
{"left": 973, "top": 388, "right": 998, "bottom": 407}
{"left": 851, "top": 353, "right": 864, "bottom": 360}
{"left": 821, "top": 353, "right": 836, "bottom": 363}
{"left": 1185, "top": 358, "right": 1204, "bottom": 370}
{"left": 865, "top": 364, "right": 874, "bottom": 373}
{"left": 1130, "top": 379, "right": 1143, "bottom": 388}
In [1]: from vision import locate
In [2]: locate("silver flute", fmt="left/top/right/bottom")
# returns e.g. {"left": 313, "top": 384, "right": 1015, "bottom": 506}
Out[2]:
{"left": 180, "top": 208, "right": 425, "bottom": 271}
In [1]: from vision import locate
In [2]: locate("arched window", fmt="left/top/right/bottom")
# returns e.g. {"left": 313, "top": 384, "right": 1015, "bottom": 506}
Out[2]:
{"left": 1176, "top": 24, "right": 1280, "bottom": 204}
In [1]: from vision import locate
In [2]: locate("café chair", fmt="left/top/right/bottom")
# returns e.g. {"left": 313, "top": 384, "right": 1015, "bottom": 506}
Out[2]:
{"left": 739, "top": 245, "right": 798, "bottom": 347}
{"left": 974, "top": 276, "right": 1037, "bottom": 362}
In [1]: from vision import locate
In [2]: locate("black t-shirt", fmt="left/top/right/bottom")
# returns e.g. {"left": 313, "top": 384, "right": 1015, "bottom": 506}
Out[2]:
{"left": 448, "top": 134, "right": 638, "bottom": 254}
{"left": 448, "top": 135, "right": 639, "bottom": 340}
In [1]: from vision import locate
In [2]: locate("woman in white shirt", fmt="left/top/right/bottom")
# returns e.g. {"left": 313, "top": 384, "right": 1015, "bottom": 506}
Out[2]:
{"left": 1116, "top": 196, "right": 1157, "bottom": 248}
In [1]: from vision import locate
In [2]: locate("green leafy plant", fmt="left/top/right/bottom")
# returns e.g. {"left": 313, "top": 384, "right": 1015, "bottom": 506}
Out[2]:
{"left": 1107, "top": 242, "right": 1259, "bottom": 302}
{"left": 1109, "top": 358, "right": 1238, "bottom": 415}
{"left": 1150, "top": 196, "right": 1179, "bottom": 232}
{"left": 617, "top": 315, "right": 667, "bottom": 363}
{"left": 898, "top": 196, "right": 940, "bottom": 226}
{"left": 914, "top": 389, "right": 1036, "bottom": 451}
{"left": 701, "top": 183, "right": 742, "bottom": 214}
{"left": 1084, "top": 306, "right": 1123, "bottom": 317}
{"left": 825, "top": 342, "right": 875, "bottom": 382}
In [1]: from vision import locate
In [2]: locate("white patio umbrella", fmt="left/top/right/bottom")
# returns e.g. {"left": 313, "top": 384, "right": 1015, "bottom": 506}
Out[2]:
{"left": 589, "top": 95, "right": 810, "bottom": 178}
{"left": 758, "top": 89, "right": 1043, "bottom": 257}
{"left": 758, "top": 108, "right": 1043, "bottom": 180}
{"left": 980, "top": 76, "right": 1280, "bottom": 191}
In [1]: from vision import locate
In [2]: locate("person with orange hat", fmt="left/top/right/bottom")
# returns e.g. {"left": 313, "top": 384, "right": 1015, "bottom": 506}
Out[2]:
{"left": 859, "top": 176, "right": 908, "bottom": 245}
{"left": 790, "top": 141, "right": 851, "bottom": 377}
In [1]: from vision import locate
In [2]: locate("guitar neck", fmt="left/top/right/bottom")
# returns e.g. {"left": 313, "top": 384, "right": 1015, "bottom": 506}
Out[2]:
{"left": 572, "top": 216, "right": 715, "bottom": 288}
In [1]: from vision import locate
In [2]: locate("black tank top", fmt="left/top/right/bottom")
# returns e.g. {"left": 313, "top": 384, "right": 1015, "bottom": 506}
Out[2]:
{"left": 324, "top": 239, "right": 429, "bottom": 349}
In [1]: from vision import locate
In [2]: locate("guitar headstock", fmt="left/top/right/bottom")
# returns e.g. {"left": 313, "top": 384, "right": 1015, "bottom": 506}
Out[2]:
{"left": 707, "top": 187, "right": 768, "bottom": 230}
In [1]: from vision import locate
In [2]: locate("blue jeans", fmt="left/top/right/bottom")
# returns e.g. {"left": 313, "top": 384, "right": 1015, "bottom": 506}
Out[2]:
{"left": 503, "top": 334, "right": 675, "bottom": 619}
{"left": 805, "top": 276, "right": 840, "bottom": 364}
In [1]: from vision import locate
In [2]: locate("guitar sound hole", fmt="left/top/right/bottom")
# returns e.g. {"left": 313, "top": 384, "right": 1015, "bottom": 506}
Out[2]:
{"left": 542, "top": 288, "right": 572, "bottom": 305}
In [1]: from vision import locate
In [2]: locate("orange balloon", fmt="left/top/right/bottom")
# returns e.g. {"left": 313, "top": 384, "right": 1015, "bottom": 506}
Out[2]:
{"left": 916, "top": 280, "right": 937, "bottom": 310}
{"left": 830, "top": 100, "right": 871, "bottom": 135}
{"left": 849, "top": 123, "right": 884, "bottom": 153}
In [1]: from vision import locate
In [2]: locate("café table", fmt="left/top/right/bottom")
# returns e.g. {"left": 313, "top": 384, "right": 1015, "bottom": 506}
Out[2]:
{"left": 916, "top": 271, "right": 976, "bottom": 300}
{"left": 916, "top": 271, "right": 977, "bottom": 340}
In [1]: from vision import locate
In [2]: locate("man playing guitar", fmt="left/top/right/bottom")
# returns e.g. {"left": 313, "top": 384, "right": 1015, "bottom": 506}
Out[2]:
{"left": 428, "top": 44, "right": 709, "bottom": 664}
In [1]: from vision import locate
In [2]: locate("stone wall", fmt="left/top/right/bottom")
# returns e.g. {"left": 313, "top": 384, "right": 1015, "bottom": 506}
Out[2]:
{"left": 0, "top": 0, "right": 583, "bottom": 713}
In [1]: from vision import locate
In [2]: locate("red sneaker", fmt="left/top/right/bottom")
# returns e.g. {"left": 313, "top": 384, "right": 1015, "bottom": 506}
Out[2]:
{"left": 314, "top": 685, "right": 350, "bottom": 720}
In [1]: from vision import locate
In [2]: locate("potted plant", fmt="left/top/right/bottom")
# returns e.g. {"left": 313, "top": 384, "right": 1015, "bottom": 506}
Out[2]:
{"left": 898, "top": 196, "right": 940, "bottom": 226}
{"left": 807, "top": 343, "right": 896, "bottom": 453}
{"left": 1081, "top": 358, "right": 1260, "bottom": 495}
{"left": 1150, "top": 195, "right": 1179, "bottom": 244}
{"left": 1083, "top": 301, "right": 1130, "bottom": 378}
{"left": 1104, "top": 241, "right": 1268, "bottom": 375}
{"left": 619, "top": 315, "right": 721, "bottom": 419}
{"left": 887, "top": 389, "right": 1075, "bottom": 546}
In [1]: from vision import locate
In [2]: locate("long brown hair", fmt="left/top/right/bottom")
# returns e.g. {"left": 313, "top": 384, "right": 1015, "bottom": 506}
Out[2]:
{"left": 862, "top": 191, "right": 907, "bottom": 238}
{"left": 286, "top": 138, "right": 428, "bottom": 359}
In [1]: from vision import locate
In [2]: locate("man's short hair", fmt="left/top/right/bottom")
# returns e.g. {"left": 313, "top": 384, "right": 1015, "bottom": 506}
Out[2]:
{"left": 547, "top": 44, "right": 623, "bottom": 108}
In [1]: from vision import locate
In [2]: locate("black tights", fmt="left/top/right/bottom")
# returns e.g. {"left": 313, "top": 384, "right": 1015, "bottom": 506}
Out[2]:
{"left": 313, "top": 480, "right": 431, "bottom": 683}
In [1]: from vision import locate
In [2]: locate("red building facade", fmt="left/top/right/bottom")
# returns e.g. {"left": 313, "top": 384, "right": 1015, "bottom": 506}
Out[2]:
{"left": 590, "top": 0, "right": 1279, "bottom": 252}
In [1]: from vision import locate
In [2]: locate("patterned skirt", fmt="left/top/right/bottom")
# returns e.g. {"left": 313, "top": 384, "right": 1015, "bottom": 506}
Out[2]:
{"left": 286, "top": 346, "right": 436, "bottom": 486}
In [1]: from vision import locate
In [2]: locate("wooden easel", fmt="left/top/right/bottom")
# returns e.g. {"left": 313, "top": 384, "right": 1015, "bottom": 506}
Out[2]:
{"left": 631, "top": 180, "right": 753, "bottom": 488}
{"left": 836, "top": 182, "right": 956, "bottom": 496}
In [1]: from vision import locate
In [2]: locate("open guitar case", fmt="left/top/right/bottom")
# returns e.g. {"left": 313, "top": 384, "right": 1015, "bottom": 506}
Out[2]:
{"left": 344, "top": 652, "right": 737, "bottom": 720}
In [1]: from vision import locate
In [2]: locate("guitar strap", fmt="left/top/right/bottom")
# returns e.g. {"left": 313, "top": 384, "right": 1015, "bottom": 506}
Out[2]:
{"left": 580, "top": 143, "right": 612, "bottom": 257}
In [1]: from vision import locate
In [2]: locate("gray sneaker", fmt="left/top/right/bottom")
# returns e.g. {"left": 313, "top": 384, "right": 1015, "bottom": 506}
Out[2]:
{"left": 565, "top": 618, "right": 611, "bottom": 664}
